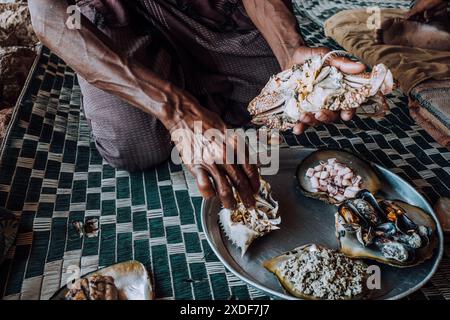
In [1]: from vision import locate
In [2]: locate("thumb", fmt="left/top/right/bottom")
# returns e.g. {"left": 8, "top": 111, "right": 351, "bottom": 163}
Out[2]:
{"left": 328, "top": 56, "right": 366, "bottom": 74}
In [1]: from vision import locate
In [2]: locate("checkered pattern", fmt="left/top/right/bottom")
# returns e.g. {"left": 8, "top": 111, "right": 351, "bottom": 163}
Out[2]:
{"left": 0, "top": 0, "right": 449, "bottom": 300}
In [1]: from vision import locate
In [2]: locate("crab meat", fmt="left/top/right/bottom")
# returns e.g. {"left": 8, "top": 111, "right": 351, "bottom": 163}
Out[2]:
{"left": 219, "top": 179, "right": 280, "bottom": 256}
{"left": 249, "top": 50, "right": 394, "bottom": 130}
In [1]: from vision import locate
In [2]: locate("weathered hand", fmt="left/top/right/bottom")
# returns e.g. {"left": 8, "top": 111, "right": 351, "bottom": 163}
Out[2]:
{"left": 406, "top": 0, "right": 448, "bottom": 21}
{"left": 168, "top": 94, "right": 260, "bottom": 209}
{"left": 284, "top": 47, "right": 366, "bottom": 135}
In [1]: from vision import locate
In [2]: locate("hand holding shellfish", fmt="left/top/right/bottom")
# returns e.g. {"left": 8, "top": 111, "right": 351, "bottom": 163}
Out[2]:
{"left": 249, "top": 48, "right": 394, "bottom": 133}
{"left": 289, "top": 47, "right": 366, "bottom": 134}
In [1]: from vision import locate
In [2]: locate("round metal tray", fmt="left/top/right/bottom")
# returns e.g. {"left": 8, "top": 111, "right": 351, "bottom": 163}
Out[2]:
{"left": 201, "top": 148, "right": 444, "bottom": 300}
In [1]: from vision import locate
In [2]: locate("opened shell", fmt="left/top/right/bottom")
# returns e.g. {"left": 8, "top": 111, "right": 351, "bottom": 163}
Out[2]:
{"left": 264, "top": 244, "right": 369, "bottom": 300}
{"left": 296, "top": 149, "right": 380, "bottom": 205}
{"left": 219, "top": 179, "right": 280, "bottom": 256}
{"left": 336, "top": 196, "right": 437, "bottom": 267}
{"left": 50, "top": 260, "right": 154, "bottom": 300}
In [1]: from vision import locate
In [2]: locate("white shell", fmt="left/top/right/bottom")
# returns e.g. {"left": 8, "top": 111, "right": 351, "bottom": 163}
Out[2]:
{"left": 219, "top": 208, "right": 260, "bottom": 256}
{"left": 219, "top": 180, "right": 280, "bottom": 256}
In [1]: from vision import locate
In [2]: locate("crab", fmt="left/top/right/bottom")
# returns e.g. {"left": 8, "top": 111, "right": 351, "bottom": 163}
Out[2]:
{"left": 219, "top": 179, "right": 280, "bottom": 256}
{"left": 248, "top": 50, "right": 395, "bottom": 130}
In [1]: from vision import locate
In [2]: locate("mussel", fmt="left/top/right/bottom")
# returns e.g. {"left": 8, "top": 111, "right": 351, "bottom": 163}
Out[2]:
{"left": 297, "top": 150, "right": 381, "bottom": 205}
{"left": 379, "top": 200, "right": 432, "bottom": 243}
{"left": 335, "top": 191, "right": 436, "bottom": 267}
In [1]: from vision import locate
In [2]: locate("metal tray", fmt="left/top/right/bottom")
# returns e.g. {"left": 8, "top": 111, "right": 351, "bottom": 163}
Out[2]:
{"left": 201, "top": 147, "right": 444, "bottom": 300}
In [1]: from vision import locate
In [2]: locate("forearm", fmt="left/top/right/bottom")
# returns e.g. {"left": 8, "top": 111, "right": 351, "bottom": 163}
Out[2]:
{"left": 242, "top": 0, "right": 306, "bottom": 69}
{"left": 28, "top": 0, "right": 189, "bottom": 129}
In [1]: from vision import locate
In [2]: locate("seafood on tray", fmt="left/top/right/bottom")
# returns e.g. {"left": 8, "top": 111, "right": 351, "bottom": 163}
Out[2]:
{"left": 336, "top": 190, "right": 436, "bottom": 267}
{"left": 305, "top": 157, "right": 363, "bottom": 203}
{"left": 297, "top": 149, "right": 381, "bottom": 205}
{"left": 264, "top": 244, "right": 369, "bottom": 300}
{"left": 248, "top": 50, "right": 394, "bottom": 130}
{"left": 220, "top": 179, "right": 280, "bottom": 256}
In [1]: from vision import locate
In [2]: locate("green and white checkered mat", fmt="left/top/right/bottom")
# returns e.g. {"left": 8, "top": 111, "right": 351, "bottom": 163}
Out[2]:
{"left": 1, "top": 0, "right": 449, "bottom": 300}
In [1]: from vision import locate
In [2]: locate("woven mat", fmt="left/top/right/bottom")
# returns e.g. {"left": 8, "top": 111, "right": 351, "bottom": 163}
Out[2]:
{"left": 0, "top": 0, "right": 449, "bottom": 300}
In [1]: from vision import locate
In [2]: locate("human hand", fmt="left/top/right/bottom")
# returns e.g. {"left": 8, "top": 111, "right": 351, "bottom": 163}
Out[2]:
{"left": 284, "top": 47, "right": 366, "bottom": 135}
{"left": 405, "top": 0, "right": 448, "bottom": 21}
{"left": 167, "top": 93, "right": 260, "bottom": 209}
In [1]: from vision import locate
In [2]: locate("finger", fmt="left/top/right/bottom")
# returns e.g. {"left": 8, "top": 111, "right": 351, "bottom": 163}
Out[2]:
{"left": 329, "top": 57, "right": 366, "bottom": 74}
{"left": 209, "top": 166, "right": 237, "bottom": 209}
{"left": 293, "top": 123, "right": 309, "bottom": 135}
{"left": 239, "top": 140, "right": 261, "bottom": 193}
{"left": 405, "top": 8, "right": 421, "bottom": 20}
{"left": 223, "top": 164, "right": 256, "bottom": 208}
{"left": 193, "top": 167, "right": 216, "bottom": 199}
{"left": 315, "top": 110, "right": 340, "bottom": 123}
{"left": 241, "top": 163, "right": 261, "bottom": 193}
{"left": 405, "top": 10, "right": 423, "bottom": 21}
{"left": 299, "top": 112, "right": 321, "bottom": 126}
{"left": 340, "top": 109, "right": 356, "bottom": 121}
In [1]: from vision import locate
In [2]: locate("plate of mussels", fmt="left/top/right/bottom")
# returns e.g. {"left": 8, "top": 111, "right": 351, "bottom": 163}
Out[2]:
{"left": 201, "top": 148, "right": 444, "bottom": 300}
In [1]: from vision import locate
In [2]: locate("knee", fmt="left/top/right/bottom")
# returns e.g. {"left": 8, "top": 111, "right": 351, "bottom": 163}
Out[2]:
{"left": 94, "top": 131, "right": 173, "bottom": 172}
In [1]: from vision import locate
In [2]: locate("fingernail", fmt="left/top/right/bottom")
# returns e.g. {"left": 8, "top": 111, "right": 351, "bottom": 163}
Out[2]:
{"left": 316, "top": 112, "right": 327, "bottom": 122}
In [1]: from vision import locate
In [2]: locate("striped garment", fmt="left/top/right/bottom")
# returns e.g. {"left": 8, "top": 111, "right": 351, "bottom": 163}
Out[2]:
{"left": 76, "top": 0, "right": 281, "bottom": 171}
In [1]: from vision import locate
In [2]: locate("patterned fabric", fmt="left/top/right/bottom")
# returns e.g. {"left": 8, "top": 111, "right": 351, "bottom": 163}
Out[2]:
{"left": 0, "top": 0, "right": 449, "bottom": 300}
{"left": 78, "top": 0, "right": 281, "bottom": 171}
{"left": 410, "top": 80, "right": 450, "bottom": 146}
{"left": 165, "top": 0, "right": 255, "bottom": 32}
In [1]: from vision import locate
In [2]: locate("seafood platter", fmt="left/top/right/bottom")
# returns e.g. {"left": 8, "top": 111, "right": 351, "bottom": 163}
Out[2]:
{"left": 202, "top": 148, "right": 443, "bottom": 300}
{"left": 202, "top": 52, "right": 442, "bottom": 300}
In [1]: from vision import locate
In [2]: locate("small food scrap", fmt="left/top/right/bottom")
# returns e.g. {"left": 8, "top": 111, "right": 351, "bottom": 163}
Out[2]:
{"left": 65, "top": 274, "right": 118, "bottom": 300}
{"left": 264, "top": 244, "right": 367, "bottom": 300}
{"left": 72, "top": 218, "right": 99, "bottom": 238}
{"left": 305, "top": 158, "right": 362, "bottom": 202}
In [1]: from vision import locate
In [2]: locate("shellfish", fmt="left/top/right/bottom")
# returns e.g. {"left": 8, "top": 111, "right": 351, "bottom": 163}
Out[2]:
{"left": 248, "top": 51, "right": 394, "bottom": 130}
{"left": 65, "top": 274, "right": 119, "bottom": 300}
{"left": 296, "top": 149, "right": 381, "bottom": 205}
{"left": 336, "top": 190, "right": 436, "bottom": 267}
{"left": 219, "top": 179, "right": 280, "bottom": 256}
{"left": 51, "top": 260, "right": 154, "bottom": 300}
{"left": 264, "top": 244, "right": 369, "bottom": 300}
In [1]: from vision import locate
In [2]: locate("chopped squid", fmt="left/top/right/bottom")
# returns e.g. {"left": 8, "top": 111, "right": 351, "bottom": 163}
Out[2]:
{"left": 306, "top": 158, "right": 362, "bottom": 202}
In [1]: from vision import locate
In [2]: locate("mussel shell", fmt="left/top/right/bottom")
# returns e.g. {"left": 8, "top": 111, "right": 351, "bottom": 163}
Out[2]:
{"left": 356, "top": 189, "right": 386, "bottom": 220}
{"left": 263, "top": 244, "right": 369, "bottom": 300}
{"left": 375, "top": 222, "right": 398, "bottom": 237}
{"left": 339, "top": 199, "right": 372, "bottom": 228}
{"left": 296, "top": 149, "right": 381, "bottom": 205}
{"left": 50, "top": 261, "right": 154, "bottom": 300}
{"left": 379, "top": 200, "right": 427, "bottom": 236}
{"left": 336, "top": 200, "right": 437, "bottom": 267}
